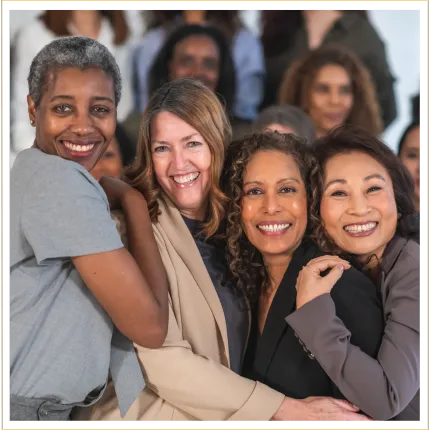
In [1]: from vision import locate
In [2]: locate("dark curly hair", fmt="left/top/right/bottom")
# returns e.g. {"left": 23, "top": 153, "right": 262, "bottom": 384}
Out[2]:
{"left": 279, "top": 45, "right": 383, "bottom": 136}
{"left": 221, "top": 132, "right": 313, "bottom": 304}
{"left": 309, "top": 124, "right": 419, "bottom": 256}
{"left": 148, "top": 24, "right": 236, "bottom": 116}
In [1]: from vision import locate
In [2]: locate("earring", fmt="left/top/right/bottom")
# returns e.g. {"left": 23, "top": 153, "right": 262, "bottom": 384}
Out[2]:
{"left": 30, "top": 120, "right": 35, "bottom": 126}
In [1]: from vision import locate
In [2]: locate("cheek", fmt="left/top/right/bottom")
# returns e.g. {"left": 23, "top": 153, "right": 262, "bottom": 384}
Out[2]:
{"left": 320, "top": 199, "right": 340, "bottom": 231}
{"left": 344, "top": 94, "right": 354, "bottom": 110}
{"left": 152, "top": 157, "right": 170, "bottom": 184}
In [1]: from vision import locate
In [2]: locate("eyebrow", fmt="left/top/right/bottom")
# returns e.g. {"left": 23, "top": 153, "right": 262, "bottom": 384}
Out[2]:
{"left": 324, "top": 174, "right": 387, "bottom": 191}
{"left": 49, "top": 95, "right": 115, "bottom": 104}
{"left": 152, "top": 133, "right": 202, "bottom": 145}
{"left": 243, "top": 178, "right": 301, "bottom": 187}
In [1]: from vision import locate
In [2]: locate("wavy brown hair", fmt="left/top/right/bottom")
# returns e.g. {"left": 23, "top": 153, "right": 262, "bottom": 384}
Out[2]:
{"left": 309, "top": 125, "right": 419, "bottom": 256}
{"left": 40, "top": 11, "right": 129, "bottom": 45}
{"left": 279, "top": 45, "right": 383, "bottom": 135}
{"left": 126, "top": 78, "right": 232, "bottom": 238}
{"left": 221, "top": 132, "right": 314, "bottom": 304}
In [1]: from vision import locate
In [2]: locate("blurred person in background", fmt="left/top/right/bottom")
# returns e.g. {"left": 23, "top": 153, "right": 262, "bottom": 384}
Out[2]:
{"left": 411, "top": 93, "right": 420, "bottom": 124}
{"left": 253, "top": 104, "right": 316, "bottom": 144}
{"left": 279, "top": 45, "right": 382, "bottom": 138}
{"left": 11, "top": 10, "right": 133, "bottom": 156}
{"left": 261, "top": 10, "right": 396, "bottom": 129}
{"left": 91, "top": 124, "right": 136, "bottom": 182}
{"left": 124, "top": 24, "right": 236, "bottom": 144}
{"left": 133, "top": 11, "right": 264, "bottom": 121}
{"left": 398, "top": 123, "right": 420, "bottom": 212}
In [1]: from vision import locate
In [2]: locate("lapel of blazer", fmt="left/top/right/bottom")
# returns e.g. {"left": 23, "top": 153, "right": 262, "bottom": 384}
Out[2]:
{"left": 156, "top": 195, "right": 231, "bottom": 365}
{"left": 254, "top": 241, "right": 318, "bottom": 378}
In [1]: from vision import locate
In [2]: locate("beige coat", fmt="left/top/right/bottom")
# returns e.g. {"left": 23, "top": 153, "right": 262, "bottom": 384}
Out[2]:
{"left": 83, "top": 196, "right": 284, "bottom": 420}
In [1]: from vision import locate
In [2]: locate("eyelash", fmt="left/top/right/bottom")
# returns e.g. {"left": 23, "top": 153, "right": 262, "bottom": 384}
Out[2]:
{"left": 52, "top": 105, "right": 111, "bottom": 114}
{"left": 245, "top": 187, "right": 296, "bottom": 196}
{"left": 330, "top": 186, "right": 382, "bottom": 197}
{"left": 153, "top": 141, "right": 202, "bottom": 153}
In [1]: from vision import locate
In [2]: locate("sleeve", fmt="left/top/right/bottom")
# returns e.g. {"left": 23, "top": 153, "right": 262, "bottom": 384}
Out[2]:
{"left": 11, "top": 26, "right": 38, "bottom": 153}
{"left": 134, "top": 227, "right": 285, "bottom": 421}
{"left": 21, "top": 161, "right": 123, "bottom": 264}
{"left": 232, "top": 30, "right": 265, "bottom": 121}
{"left": 286, "top": 257, "right": 419, "bottom": 420}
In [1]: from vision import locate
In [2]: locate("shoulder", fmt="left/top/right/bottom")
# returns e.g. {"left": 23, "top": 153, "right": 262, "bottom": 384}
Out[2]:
{"left": 19, "top": 150, "right": 106, "bottom": 202}
{"left": 401, "top": 239, "right": 420, "bottom": 265}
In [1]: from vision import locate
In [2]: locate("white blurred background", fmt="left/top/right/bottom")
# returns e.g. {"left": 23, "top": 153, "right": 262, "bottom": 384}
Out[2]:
{"left": 9, "top": 9, "right": 424, "bottom": 150}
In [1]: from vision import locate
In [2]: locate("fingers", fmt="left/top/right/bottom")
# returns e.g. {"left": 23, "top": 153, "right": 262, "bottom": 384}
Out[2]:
{"left": 324, "top": 264, "right": 346, "bottom": 286}
{"left": 344, "top": 413, "right": 374, "bottom": 421}
{"left": 305, "top": 258, "right": 350, "bottom": 276}
{"left": 330, "top": 398, "right": 360, "bottom": 412}
{"left": 306, "top": 255, "right": 351, "bottom": 268}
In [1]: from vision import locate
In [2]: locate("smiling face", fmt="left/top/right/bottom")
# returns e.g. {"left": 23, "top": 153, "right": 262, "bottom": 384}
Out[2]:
{"left": 320, "top": 151, "right": 398, "bottom": 262}
{"left": 399, "top": 125, "right": 420, "bottom": 206}
{"left": 151, "top": 111, "right": 212, "bottom": 220}
{"left": 307, "top": 64, "right": 354, "bottom": 136}
{"left": 28, "top": 67, "right": 116, "bottom": 172}
{"left": 241, "top": 150, "right": 308, "bottom": 259}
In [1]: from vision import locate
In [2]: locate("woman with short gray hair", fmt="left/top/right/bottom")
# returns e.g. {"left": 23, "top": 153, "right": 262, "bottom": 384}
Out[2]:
{"left": 10, "top": 36, "right": 169, "bottom": 421}
{"left": 253, "top": 104, "right": 316, "bottom": 145}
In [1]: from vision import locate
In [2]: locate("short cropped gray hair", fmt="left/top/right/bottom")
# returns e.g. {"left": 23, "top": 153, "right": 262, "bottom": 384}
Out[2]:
{"left": 28, "top": 36, "right": 122, "bottom": 107}
{"left": 253, "top": 104, "right": 316, "bottom": 145}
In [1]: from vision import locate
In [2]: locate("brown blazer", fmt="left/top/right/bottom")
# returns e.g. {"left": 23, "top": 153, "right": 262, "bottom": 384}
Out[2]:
{"left": 286, "top": 236, "right": 419, "bottom": 420}
{"left": 84, "top": 196, "right": 284, "bottom": 420}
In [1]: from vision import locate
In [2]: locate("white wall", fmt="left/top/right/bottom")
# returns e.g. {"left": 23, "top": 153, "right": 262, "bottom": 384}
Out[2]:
{"left": 10, "top": 9, "right": 421, "bottom": 151}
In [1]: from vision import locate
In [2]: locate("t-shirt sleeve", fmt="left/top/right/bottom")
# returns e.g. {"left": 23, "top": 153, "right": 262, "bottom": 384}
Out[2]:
{"left": 21, "top": 160, "right": 123, "bottom": 264}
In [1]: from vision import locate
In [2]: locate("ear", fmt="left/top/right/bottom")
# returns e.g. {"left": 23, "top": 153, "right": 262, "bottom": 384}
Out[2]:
{"left": 27, "top": 95, "right": 37, "bottom": 127}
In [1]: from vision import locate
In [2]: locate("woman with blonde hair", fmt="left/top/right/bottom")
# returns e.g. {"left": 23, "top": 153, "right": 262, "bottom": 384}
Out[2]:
{"left": 80, "top": 78, "right": 370, "bottom": 422}
{"left": 279, "top": 45, "right": 382, "bottom": 138}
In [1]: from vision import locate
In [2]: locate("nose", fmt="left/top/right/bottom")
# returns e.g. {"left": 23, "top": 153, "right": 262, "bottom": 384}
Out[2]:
{"left": 172, "top": 148, "right": 190, "bottom": 171}
{"left": 347, "top": 193, "right": 371, "bottom": 216}
{"left": 329, "top": 89, "right": 341, "bottom": 105}
{"left": 262, "top": 191, "right": 282, "bottom": 215}
{"left": 71, "top": 110, "right": 95, "bottom": 135}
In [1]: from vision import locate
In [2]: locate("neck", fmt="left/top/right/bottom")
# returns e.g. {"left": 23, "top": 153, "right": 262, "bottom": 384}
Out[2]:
{"left": 263, "top": 253, "right": 293, "bottom": 292}
{"left": 179, "top": 205, "right": 207, "bottom": 222}
{"left": 70, "top": 11, "right": 102, "bottom": 39}
{"left": 302, "top": 10, "right": 343, "bottom": 24}
{"left": 302, "top": 10, "right": 343, "bottom": 49}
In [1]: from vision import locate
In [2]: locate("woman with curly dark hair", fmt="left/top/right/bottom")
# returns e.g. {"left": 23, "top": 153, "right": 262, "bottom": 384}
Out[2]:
{"left": 261, "top": 10, "right": 396, "bottom": 129}
{"left": 279, "top": 45, "right": 382, "bottom": 138}
{"left": 222, "top": 131, "right": 384, "bottom": 417}
{"left": 290, "top": 125, "right": 419, "bottom": 420}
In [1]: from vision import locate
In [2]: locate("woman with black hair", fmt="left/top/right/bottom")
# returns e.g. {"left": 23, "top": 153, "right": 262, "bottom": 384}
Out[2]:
{"left": 91, "top": 124, "right": 136, "bottom": 182}
{"left": 133, "top": 11, "right": 264, "bottom": 121}
{"left": 148, "top": 24, "right": 236, "bottom": 115}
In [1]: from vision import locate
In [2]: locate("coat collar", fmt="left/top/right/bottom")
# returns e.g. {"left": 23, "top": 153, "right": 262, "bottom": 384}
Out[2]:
{"left": 156, "top": 194, "right": 231, "bottom": 365}
{"left": 381, "top": 235, "right": 408, "bottom": 275}
{"left": 253, "top": 240, "right": 319, "bottom": 377}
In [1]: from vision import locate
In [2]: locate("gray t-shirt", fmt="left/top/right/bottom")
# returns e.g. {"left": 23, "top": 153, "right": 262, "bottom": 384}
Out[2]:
{"left": 10, "top": 148, "right": 124, "bottom": 404}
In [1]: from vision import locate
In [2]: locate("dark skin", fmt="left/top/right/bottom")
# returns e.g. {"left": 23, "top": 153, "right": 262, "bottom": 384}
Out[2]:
{"left": 168, "top": 35, "right": 220, "bottom": 92}
{"left": 27, "top": 67, "right": 169, "bottom": 347}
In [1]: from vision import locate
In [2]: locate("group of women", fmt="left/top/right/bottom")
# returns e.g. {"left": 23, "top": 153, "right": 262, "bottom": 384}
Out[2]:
{"left": 10, "top": 36, "right": 419, "bottom": 421}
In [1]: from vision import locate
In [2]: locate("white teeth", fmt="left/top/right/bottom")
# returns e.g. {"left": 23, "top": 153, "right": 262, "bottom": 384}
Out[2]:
{"left": 344, "top": 222, "right": 377, "bottom": 233}
{"left": 258, "top": 223, "right": 290, "bottom": 232}
{"left": 173, "top": 172, "right": 199, "bottom": 184}
{"left": 64, "top": 142, "right": 95, "bottom": 152}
